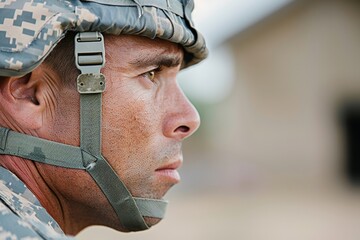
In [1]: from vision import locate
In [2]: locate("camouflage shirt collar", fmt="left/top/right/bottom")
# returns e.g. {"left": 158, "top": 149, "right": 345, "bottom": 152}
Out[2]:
{"left": 0, "top": 166, "right": 71, "bottom": 239}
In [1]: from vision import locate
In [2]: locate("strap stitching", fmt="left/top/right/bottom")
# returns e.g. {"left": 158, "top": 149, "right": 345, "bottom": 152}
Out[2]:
{"left": 0, "top": 128, "right": 9, "bottom": 151}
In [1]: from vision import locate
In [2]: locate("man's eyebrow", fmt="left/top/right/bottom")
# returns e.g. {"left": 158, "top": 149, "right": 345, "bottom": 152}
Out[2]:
{"left": 129, "top": 53, "right": 183, "bottom": 69}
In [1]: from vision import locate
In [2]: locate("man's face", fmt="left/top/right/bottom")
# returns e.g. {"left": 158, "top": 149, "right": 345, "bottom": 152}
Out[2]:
{"left": 42, "top": 34, "right": 200, "bottom": 229}
{"left": 101, "top": 35, "right": 200, "bottom": 200}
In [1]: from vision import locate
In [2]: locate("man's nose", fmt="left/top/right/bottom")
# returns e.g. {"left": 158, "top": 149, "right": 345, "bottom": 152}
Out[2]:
{"left": 162, "top": 86, "right": 200, "bottom": 141}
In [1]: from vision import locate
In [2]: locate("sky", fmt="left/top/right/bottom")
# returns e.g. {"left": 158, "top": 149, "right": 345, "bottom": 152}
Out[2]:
{"left": 179, "top": 0, "right": 294, "bottom": 104}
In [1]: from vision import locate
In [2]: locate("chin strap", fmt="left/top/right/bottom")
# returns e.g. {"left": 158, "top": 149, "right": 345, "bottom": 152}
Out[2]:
{"left": 0, "top": 127, "right": 167, "bottom": 230}
{"left": 0, "top": 32, "right": 168, "bottom": 231}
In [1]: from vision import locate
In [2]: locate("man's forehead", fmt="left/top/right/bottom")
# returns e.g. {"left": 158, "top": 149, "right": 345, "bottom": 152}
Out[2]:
{"left": 104, "top": 34, "right": 184, "bottom": 68}
{"left": 105, "top": 34, "right": 183, "bottom": 53}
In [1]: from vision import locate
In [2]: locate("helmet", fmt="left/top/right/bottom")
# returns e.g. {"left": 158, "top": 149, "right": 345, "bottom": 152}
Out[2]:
{"left": 0, "top": 0, "right": 207, "bottom": 232}
{"left": 0, "top": 0, "right": 207, "bottom": 76}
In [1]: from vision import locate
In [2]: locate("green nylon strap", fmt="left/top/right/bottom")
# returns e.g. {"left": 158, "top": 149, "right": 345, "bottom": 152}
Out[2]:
{"left": 134, "top": 197, "right": 168, "bottom": 218}
{"left": 79, "top": 90, "right": 149, "bottom": 230}
{"left": 86, "top": 154, "right": 149, "bottom": 230}
{"left": 75, "top": 31, "right": 170, "bottom": 231}
{"left": 80, "top": 94, "right": 102, "bottom": 167}
{"left": 75, "top": 30, "right": 150, "bottom": 229}
{"left": 0, "top": 127, "right": 167, "bottom": 222}
{"left": 0, "top": 127, "right": 91, "bottom": 169}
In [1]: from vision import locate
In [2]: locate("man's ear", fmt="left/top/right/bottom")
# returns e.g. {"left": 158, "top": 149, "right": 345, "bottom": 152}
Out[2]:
{"left": 0, "top": 69, "right": 45, "bottom": 130}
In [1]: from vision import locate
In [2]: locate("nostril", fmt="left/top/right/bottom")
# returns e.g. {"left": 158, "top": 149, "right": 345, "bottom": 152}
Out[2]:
{"left": 175, "top": 125, "right": 190, "bottom": 133}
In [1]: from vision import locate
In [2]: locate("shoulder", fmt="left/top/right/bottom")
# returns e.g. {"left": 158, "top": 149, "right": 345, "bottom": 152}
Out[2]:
{"left": 0, "top": 199, "right": 75, "bottom": 240}
{"left": 0, "top": 167, "right": 74, "bottom": 240}
{"left": 0, "top": 200, "right": 43, "bottom": 240}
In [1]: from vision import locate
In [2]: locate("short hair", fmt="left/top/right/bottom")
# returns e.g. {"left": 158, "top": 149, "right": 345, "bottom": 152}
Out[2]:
{"left": 44, "top": 31, "right": 79, "bottom": 88}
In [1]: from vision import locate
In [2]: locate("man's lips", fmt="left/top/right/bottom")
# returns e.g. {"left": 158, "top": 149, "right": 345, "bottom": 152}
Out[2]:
{"left": 156, "top": 160, "right": 182, "bottom": 171}
{"left": 155, "top": 160, "right": 182, "bottom": 183}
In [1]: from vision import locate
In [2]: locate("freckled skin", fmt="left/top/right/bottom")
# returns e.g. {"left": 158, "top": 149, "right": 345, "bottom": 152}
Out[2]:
{"left": 102, "top": 36, "right": 189, "bottom": 200}
{"left": 27, "top": 35, "right": 200, "bottom": 234}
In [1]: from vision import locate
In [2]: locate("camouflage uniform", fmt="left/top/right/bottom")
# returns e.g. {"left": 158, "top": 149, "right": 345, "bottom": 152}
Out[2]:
{"left": 0, "top": 167, "right": 74, "bottom": 240}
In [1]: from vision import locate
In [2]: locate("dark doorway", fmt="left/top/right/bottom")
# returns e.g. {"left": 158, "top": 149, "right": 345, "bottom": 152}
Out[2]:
{"left": 341, "top": 102, "right": 360, "bottom": 185}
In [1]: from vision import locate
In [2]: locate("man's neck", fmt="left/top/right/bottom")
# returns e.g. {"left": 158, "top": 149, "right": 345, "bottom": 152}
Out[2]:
{"left": 0, "top": 155, "right": 121, "bottom": 235}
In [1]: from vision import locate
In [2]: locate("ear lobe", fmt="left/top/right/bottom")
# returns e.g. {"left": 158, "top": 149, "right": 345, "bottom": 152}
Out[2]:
{"left": 0, "top": 72, "right": 43, "bottom": 130}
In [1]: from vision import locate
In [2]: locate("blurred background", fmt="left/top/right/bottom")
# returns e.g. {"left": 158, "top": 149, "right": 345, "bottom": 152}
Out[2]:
{"left": 78, "top": 0, "right": 360, "bottom": 239}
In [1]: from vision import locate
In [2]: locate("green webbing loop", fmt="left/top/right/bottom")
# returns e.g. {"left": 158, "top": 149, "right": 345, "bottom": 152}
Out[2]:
{"left": 134, "top": 197, "right": 168, "bottom": 218}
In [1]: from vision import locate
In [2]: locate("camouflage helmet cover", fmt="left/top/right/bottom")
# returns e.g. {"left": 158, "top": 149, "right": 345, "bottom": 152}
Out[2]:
{"left": 0, "top": 0, "right": 208, "bottom": 77}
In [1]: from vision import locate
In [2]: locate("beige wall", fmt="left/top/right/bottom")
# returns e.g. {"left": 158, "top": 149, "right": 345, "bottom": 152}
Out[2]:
{"left": 213, "top": 0, "right": 360, "bottom": 190}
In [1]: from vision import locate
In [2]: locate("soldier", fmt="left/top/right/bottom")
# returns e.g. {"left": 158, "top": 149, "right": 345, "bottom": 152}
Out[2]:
{"left": 0, "top": 0, "right": 207, "bottom": 239}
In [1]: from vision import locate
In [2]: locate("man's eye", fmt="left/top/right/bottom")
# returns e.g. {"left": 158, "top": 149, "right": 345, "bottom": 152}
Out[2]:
{"left": 145, "top": 70, "right": 156, "bottom": 82}
{"left": 143, "top": 67, "right": 162, "bottom": 83}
